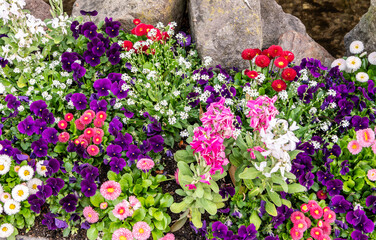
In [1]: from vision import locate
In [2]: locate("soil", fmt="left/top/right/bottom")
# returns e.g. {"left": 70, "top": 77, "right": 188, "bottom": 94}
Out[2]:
{"left": 275, "top": 0, "right": 370, "bottom": 58}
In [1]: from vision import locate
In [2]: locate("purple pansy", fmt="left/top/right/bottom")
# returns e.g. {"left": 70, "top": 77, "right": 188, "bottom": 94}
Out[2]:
{"left": 81, "top": 179, "right": 97, "bottom": 197}
{"left": 148, "top": 135, "right": 164, "bottom": 153}
{"left": 70, "top": 93, "right": 87, "bottom": 110}
{"left": 59, "top": 194, "right": 78, "bottom": 213}
{"left": 93, "top": 78, "right": 112, "bottom": 97}
{"left": 46, "top": 178, "right": 65, "bottom": 196}
{"left": 109, "top": 157, "right": 126, "bottom": 174}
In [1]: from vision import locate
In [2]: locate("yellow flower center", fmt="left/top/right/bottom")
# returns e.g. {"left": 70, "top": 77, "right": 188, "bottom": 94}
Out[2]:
{"left": 18, "top": 190, "right": 24, "bottom": 196}
{"left": 10, "top": 204, "right": 16, "bottom": 210}
{"left": 24, "top": 170, "right": 30, "bottom": 176}
{"left": 296, "top": 216, "right": 301, "bottom": 220}
{"left": 278, "top": 62, "right": 284, "bottom": 66}
{"left": 365, "top": 132, "right": 369, "bottom": 141}
{"left": 298, "top": 223, "right": 303, "bottom": 228}
{"left": 119, "top": 236, "right": 127, "bottom": 240}
{"left": 32, "top": 184, "right": 37, "bottom": 190}
{"left": 41, "top": 166, "right": 47, "bottom": 171}
{"left": 0, "top": 165, "right": 4, "bottom": 171}
{"left": 4, "top": 195, "right": 9, "bottom": 199}
{"left": 107, "top": 187, "right": 114, "bottom": 193}
{"left": 315, "top": 210, "right": 319, "bottom": 214}
{"left": 2, "top": 227, "right": 7, "bottom": 232}
{"left": 88, "top": 213, "right": 92, "bottom": 218}
{"left": 352, "top": 144, "right": 357, "bottom": 149}
{"left": 351, "top": 60, "right": 356, "bottom": 65}
{"left": 139, "top": 228, "right": 144, "bottom": 234}
{"left": 119, "top": 209, "right": 124, "bottom": 214}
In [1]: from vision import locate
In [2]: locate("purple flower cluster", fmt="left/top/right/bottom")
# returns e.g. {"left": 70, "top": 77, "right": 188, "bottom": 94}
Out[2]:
{"left": 93, "top": 75, "right": 129, "bottom": 99}
{"left": 78, "top": 163, "right": 99, "bottom": 197}
{"left": 212, "top": 221, "right": 257, "bottom": 240}
{"left": 346, "top": 209, "right": 374, "bottom": 236}
{"left": 272, "top": 205, "right": 293, "bottom": 229}
{"left": 4, "top": 94, "right": 20, "bottom": 109}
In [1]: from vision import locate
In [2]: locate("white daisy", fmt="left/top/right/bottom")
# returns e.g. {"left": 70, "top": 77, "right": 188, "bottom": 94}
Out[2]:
{"left": 0, "top": 183, "right": 3, "bottom": 195}
{"left": 0, "top": 204, "right": 2, "bottom": 214}
{"left": 346, "top": 56, "right": 362, "bottom": 72}
{"left": 18, "top": 165, "right": 34, "bottom": 181}
{"left": 368, "top": 52, "right": 376, "bottom": 65}
{"left": 331, "top": 58, "right": 347, "bottom": 71}
{"left": 11, "top": 184, "right": 29, "bottom": 202}
{"left": 4, "top": 200, "right": 20, "bottom": 215}
{"left": 36, "top": 161, "right": 48, "bottom": 177}
{"left": 27, "top": 178, "right": 43, "bottom": 195}
{"left": 0, "top": 223, "right": 14, "bottom": 238}
{"left": 356, "top": 72, "right": 369, "bottom": 83}
{"left": 0, "top": 193, "right": 11, "bottom": 203}
{"left": 349, "top": 41, "right": 364, "bottom": 54}
{"left": 0, "top": 155, "right": 11, "bottom": 175}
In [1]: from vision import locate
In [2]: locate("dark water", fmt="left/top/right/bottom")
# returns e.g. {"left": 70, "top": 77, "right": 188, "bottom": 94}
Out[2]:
{"left": 276, "top": 0, "right": 370, "bottom": 58}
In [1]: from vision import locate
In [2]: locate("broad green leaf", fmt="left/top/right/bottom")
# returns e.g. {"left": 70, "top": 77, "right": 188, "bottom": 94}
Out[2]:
{"left": 87, "top": 227, "right": 98, "bottom": 240}
{"left": 281, "top": 199, "right": 292, "bottom": 208}
{"left": 268, "top": 189, "right": 282, "bottom": 207}
{"left": 198, "top": 198, "right": 217, "bottom": 215}
{"left": 133, "top": 208, "right": 146, "bottom": 222}
{"left": 160, "top": 194, "right": 174, "bottom": 208}
{"left": 195, "top": 183, "right": 204, "bottom": 198}
{"left": 249, "top": 210, "right": 262, "bottom": 230}
{"left": 191, "top": 208, "right": 202, "bottom": 228}
{"left": 288, "top": 183, "right": 307, "bottom": 193}
{"left": 174, "top": 150, "right": 195, "bottom": 163}
{"left": 265, "top": 200, "right": 277, "bottom": 217}
{"left": 170, "top": 201, "right": 189, "bottom": 213}
{"left": 90, "top": 191, "right": 104, "bottom": 207}
{"left": 239, "top": 167, "right": 261, "bottom": 180}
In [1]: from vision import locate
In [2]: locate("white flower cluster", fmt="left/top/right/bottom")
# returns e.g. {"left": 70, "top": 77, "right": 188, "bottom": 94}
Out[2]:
{"left": 178, "top": 56, "right": 192, "bottom": 69}
{"left": 255, "top": 73, "right": 266, "bottom": 84}
{"left": 203, "top": 56, "right": 213, "bottom": 67}
{"left": 299, "top": 69, "right": 309, "bottom": 81}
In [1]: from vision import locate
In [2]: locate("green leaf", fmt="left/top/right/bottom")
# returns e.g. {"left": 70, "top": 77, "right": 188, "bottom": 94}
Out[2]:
{"left": 170, "top": 201, "right": 189, "bottom": 213}
{"left": 133, "top": 208, "right": 146, "bottom": 222}
{"left": 90, "top": 191, "right": 104, "bottom": 207}
{"left": 354, "top": 178, "right": 365, "bottom": 191}
{"left": 209, "top": 180, "right": 219, "bottom": 193}
{"left": 195, "top": 183, "right": 204, "bottom": 198}
{"left": 271, "top": 175, "right": 288, "bottom": 192}
{"left": 170, "top": 215, "right": 188, "bottom": 232}
{"left": 239, "top": 167, "right": 261, "bottom": 180}
{"left": 288, "top": 150, "right": 303, "bottom": 161}
{"left": 249, "top": 210, "right": 262, "bottom": 230}
{"left": 17, "top": 75, "right": 27, "bottom": 88}
{"left": 160, "top": 194, "right": 174, "bottom": 208}
{"left": 191, "top": 208, "right": 202, "bottom": 228}
{"left": 268, "top": 189, "right": 282, "bottom": 207}
{"left": 265, "top": 200, "right": 278, "bottom": 217}
{"left": 354, "top": 168, "right": 366, "bottom": 179}
{"left": 107, "top": 171, "right": 118, "bottom": 181}
{"left": 87, "top": 227, "right": 98, "bottom": 240}
{"left": 288, "top": 183, "right": 307, "bottom": 194}
{"left": 198, "top": 198, "right": 217, "bottom": 215}
{"left": 281, "top": 199, "right": 292, "bottom": 208}
{"left": 145, "top": 195, "right": 155, "bottom": 207}
{"left": 174, "top": 150, "right": 195, "bottom": 163}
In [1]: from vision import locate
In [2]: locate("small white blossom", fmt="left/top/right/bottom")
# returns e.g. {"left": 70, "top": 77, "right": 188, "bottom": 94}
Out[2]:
{"left": 184, "top": 106, "right": 191, "bottom": 112}
{"left": 341, "top": 120, "right": 350, "bottom": 128}
{"left": 168, "top": 117, "right": 177, "bottom": 125}
{"left": 331, "top": 135, "right": 339, "bottom": 143}
{"left": 173, "top": 90, "right": 180, "bottom": 96}
{"left": 167, "top": 109, "right": 174, "bottom": 116}
{"left": 127, "top": 99, "right": 135, "bottom": 105}
{"left": 278, "top": 90, "right": 288, "bottom": 100}
{"left": 180, "top": 112, "right": 188, "bottom": 120}
{"left": 309, "top": 107, "right": 317, "bottom": 115}
{"left": 160, "top": 100, "right": 168, "bottom": 106}
{"left": 180, "top": 129, "right": 189, "bottom": 138}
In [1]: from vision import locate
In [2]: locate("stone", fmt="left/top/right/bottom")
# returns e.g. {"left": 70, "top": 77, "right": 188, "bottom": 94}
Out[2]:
{"left": 72, "top": 0, "right": 187, "bottom": 31}
{"left": 24, "top": 0, "right": 52, "bottom": 20}
{"left": 344, "top": 4, "right": 376, "bottom": 55}
{"left": 260, "top": 0, "right": 306, "bottom": 49}
{"left": 278, "top": 31, "right": 335, "bottom": 67}
{"left": 188, "top": 0, "right": 262, "bottom": 69}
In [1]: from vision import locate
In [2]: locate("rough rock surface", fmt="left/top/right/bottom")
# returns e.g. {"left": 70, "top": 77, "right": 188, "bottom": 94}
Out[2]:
{"left": 72, "top": 0, "right": 187, "bottom": 31}
{"left": 278, "top": 31, "right": 335, "bottom": 67}
{"left": 260, "top": 0, "right": 306, "bottom": 49}
{"left": 188, "top": 0, "right": 262, "bottom": 69}
{"left": 344, "top": 3, "right": 376, "bottom": 54}
{"left": 25, "top": 0, "right": 52, "bottom": 20}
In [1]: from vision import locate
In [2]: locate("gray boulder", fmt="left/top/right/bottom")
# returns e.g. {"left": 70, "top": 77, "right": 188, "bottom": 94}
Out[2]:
{"left": 344, "top": 4, "right": 376, "bottom": 55}
{"left": 188, "top": 0, "right": 263, "bottom": 69}
{"left": 278, "top": 31, "right": 335, "bottom": 67}
{"left": 25, "top": 0, "right": 52, "bottom": 20}
{"left": 72, "top": 0, "right": 187, "bottom": 31}
{"left": 260, "top": 0, "right": 306, "bottom": 49}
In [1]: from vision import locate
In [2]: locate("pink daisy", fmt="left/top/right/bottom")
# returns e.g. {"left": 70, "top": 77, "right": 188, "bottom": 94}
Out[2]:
{"left": 310, "top": 205, "right": 323, "bottom": 219}
{"left": 132, "top": 221, "right": 151, "bottom": 240}
{"left": 100, "top": 202, "right": 108, "bottom": 210}
{"left": 294, "top": 219, "right": 307, "bottom": 232}
{"left": 113, "top": 201, "right": 131, "bottom": 220}
{"left": 87, "top": 145, "right": 99, "bottom": 156}
{"left": 74, "top": 119, "right": 86, "bottom": 131}
{"left": 129, "top": 196, "right": 141, "bottom": 212}
{"left": 356, "top": 128, "right": 375, "bottom": 147}
{"left": 81, "top": 114, "right": 93, "bottom": 125}
{"left": 84, "top": 110, "right": 96, "bottom": 119}
{"left": 93, "top": 135, "right": 103, "bottom": 145}
{"left": 347, "top": 140, "right": 362, "bottom": 155}
{"left": 159, "top": 233, "right": 175, "bottom": 240}
{"left": 100, "top": 181, "right": 121, "bottom": 200}
{"left": 58, "top": 132, "right": 70, "bottom": 143}
{"left": 64, "top": 113, "right": 74, "bottom": 122}
{"left": 308, "top": 200, "right": 318, "bottom": 210}
{"left": 58, "top": 120, "right": 68, "bottom": 130}
{"left": 0, "top": 193, "right": 11, "bottom": 203}
{"left": 320, "top": 222, "right": 332, "bottom": 235}
{"left": 300, "top": 203, "right": 309, "bottom": 213}
{"left": 323, "top": 210, "right": 336, "bottom": 223}
{"left": 367, "top": 169, "right": 376, "bottom": 181}
{"left": 136, "top": 158, "right": 155, "bottom": 172}
{"left": 94, "top": 119, "right": 104, "bottom": 128}
{"left": 318, "top": 235, "right": 331, "bottom": 240}
{"left": 94, "top": 128, "right": 104, "bottom": 138}
{"left": 310, "top": 227, "right": 323, "bottom": 239}
{"left": 78, "top": 138, "right": 89, "bottom": 148}
{"left": 317, "top": 220, "right": 324, "bottom": 228}
{"left": 323, "top": 206, "right": 330, "bottom": 213}
{"left": 304, "top": 216, "right": 312, "bottom": 229}
{"left": 291, "top": 211, "right": 305, "bottom": 224}
{"left": 96, "top": 111, "right": 107, "bottom": 122}
{"left": 84, "top": 128, "right": 95, "bottom": 138}
{"left": 83, "top": 206, "right": 99, "bottom": 223}
{"left": 112, "top": 228, "right": 133, "bottom": 240}
{"left": 290, "top": 227, "right": 303, "bottom": 240}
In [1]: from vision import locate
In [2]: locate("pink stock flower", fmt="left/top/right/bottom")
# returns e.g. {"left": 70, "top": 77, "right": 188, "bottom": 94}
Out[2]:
{"left": 100, "top": 181, "right": 121, "bottom": 200}
{"left": 159, "top": 233, "right": 175, "bottom": 240}
{"left": 113, "top": 201, "right": 131, "bottom": 220}
{"left": 356, "top": 128, "right": 375, "bottom": 147}
{"left": 58, "top": 132, "right": 70, "bottom": 143}
{"left": 367, "top": 169, "right": 376, "bottom": 181}
{"left": 248, "top": 146, "right": 266, "bottom": 159}
{"left": 112, "top": 228, "right": 133, "bottom": 240}
{"left": 132, "top": 221, "right": 151, "bottom": 240}
{"left": 87, "top": 145, "right": 99, "bottom": 156}
{"left": 347, "top": 140, "right": 362, "bottom": 155}
{"left": 199, "top": 174, "right": 212, "bottom": 185}
{"left": 185, "top": 184, "right": 196, "bottom": 190}
{"left": 83, "top": 206, "right": 99, "bottom": 223}
{"left": 136, "top": 158, "right": 155, "bottom": 172}
{"left": 246, "top": 95, "right": 279, "bottom": 132}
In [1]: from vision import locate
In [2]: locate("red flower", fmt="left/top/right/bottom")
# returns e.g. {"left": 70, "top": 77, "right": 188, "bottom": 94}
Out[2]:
{"left": 134, "top": 23, "right": 147, "bottom": 36}
{"left": 241, "top": 48, "right": 256, "bottom": 60}
{"left": 253, "top": 48, "right": 262, "bottom": 56}
{"left": 123, "top": 40, "right": 133, "bottom": 51}
{"left": 245, "top": 70, "right": 258, "bottom": 79}
{"left": 282, "top": 50, "right": 295, "bottom": 62}
{"left": 271, "top": 79, "right": 286, "bottom": 92}
{"left": 255, "top": 55, "right": 270, "bottom": 68}
{"left": 282, "top": 68, "right": 297, "bottom": 81}
{"left": 147, "top": 28, "right": 162, "bottom": 41}
{"left": 145, "top": 24, "right": 154, "bottom": 33}
{"left": 133, "top": 19, "right": 141, "bottom": 25}
{"left": 268, "top": 45, "right": 283, "bottom": 58}
{"left": 261, "top": 49, "right": 271, "bottom": 58}
{"left": 162, "top": 32, "right": 170, "bottom": 40}
{"left": 274, "top": 56, "right": 288, "bottom": 69}
{"left": 317, "top": 190, "right": 327, "bottom": 200}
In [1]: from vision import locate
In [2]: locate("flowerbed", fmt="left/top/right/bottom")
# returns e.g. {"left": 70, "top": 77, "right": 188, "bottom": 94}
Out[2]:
{"left": 0, "top": 0, "right": 376, "bottom": 240}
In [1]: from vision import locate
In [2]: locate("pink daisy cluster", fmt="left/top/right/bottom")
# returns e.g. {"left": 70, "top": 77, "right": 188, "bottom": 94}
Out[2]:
{"left": 71, "top": 110, "right": 107, "bottom": 156}
{"left": 113, "top": 195, "right": 141, "bottom": 220}
{"left": 246, "top": 95, "right": 279, "bottom": 132}
{"left": 111, "top": 221, "right": 151, "bottom": 240}
{"left": 83, "top": 206, "right": 99, "bottom": 223}
{"left": 190, "top": 98, "right": 236, "bottom": 178}
{"left": 290, "top": 200, "right": 336, "bottom": 240}
{"left": 347, "top": 127, "right": 376, "bottom": 155}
